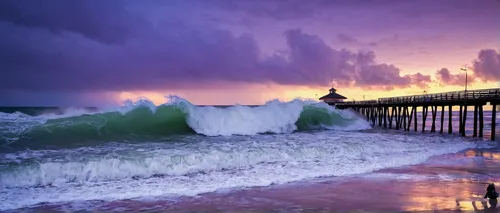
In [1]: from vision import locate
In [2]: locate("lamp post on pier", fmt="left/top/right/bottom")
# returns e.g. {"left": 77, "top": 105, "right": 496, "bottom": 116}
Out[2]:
{"left": 460, "top": 67, "right": 468, "bottom": 99}
{"left": 460, "top": 66, "right": 468, "bottom": 137}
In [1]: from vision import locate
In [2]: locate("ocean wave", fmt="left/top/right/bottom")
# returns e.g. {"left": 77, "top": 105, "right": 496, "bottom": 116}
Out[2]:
{"left": 0, "top": 96, "right": 371, "bottom": 149}
{"left": 0, "top": 133, "right": 474, "bottom": 188}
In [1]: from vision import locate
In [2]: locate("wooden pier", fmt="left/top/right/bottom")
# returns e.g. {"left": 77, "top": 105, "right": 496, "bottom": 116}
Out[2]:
{"left": 334, "top": 88, "right": 500, "bottom": 141}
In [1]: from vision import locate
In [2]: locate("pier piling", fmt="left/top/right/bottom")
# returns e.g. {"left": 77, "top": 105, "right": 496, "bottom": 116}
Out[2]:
{"left": 492, "top": 104, "right": 497, "bottom": 141}
{"left": 397, "top": 107, "right": 400, "bottom": 130}
{"left": 422, "top": 106, "right": 428, "bottom": 133}
{"left": 383, "top": 107, "right": 387, "bottom": 128}
{"left": 462, "top": 105, "right": 468, "bottom": 137}
{"left": 389, "top": 108, "right": 393, "bottom": 129}
{"left": 403, "top": 107, "right": 407, "bottom": 131}
{"left": 440, "top": 105, "right": 444, "bottom": 134}
{"left": 378, "top": 107, "right": 382, "bottom": 127}
{"left": 479, "top": 105, "right": 483, "bottom": 138}
{"left": 414, "top": 106, "right": 418, "bottom": 132}
{"left": 473, "top": 105, "right": 478, "bottom": 137}
{"left": 448, "top": 105, "right": 452, "bottom": 134}
{"left": 408, "top": 107, "right": 414, "bottom": 131}
{"left": 459, "top": 105, "right": 463, "bottom": 135}
{"left": 431, "top": 106, "right": 437, "bottom": 133}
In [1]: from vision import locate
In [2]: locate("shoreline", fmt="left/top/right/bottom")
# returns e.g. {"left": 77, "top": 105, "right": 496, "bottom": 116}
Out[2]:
{"left": 12, "top": 146, "right": 500, "bottom": 212}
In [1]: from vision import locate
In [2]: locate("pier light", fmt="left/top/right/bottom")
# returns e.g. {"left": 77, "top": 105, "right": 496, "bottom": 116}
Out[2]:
{"left": 460, "top": 67, "right": 468, "bottom": 96}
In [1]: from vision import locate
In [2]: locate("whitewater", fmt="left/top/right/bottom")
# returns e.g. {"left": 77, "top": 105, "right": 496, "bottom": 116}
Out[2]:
{"left": 0, "top": 96, "right": 488, "bottom": 211}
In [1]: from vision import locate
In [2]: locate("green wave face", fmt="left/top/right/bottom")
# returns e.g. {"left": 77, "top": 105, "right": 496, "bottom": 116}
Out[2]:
{"left": 6, "top": 106, "right": 195, "bottom": 150}
{"left": 295, "top": 105, "right": 364, "bottom": 131}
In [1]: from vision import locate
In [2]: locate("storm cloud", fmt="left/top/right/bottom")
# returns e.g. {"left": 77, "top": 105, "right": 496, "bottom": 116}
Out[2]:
{"left": 208, "top": 0, "right": 500, "bottom": 30}
{"left": 435, "top": 68, "right": 472, "bottom": 86}
{"left": 473, "top": 49, "right": 500, "bottom": 82}
{"left": 0, "top": 0, "right": 432, "bottom": 95}
{"left": 0, "top": 0, "right": 145, "bottom": 45}
{"left": 434, "top": 49, "right": 500, "bottom": 86}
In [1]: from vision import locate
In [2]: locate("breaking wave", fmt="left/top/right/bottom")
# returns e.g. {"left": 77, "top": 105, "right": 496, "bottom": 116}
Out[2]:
{"left": 0, "top": 96, "right": 370, "bottom": 149}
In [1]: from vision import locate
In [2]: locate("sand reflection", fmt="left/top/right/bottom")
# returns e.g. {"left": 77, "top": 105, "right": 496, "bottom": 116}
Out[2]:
{"left": 403, "top": 181, "right": 475, "bottom": 211}
{"left": 464, "top": 149, "right": 500, "bottom": 160}
{"left": 403, "top": 178, "right": 499, "bottom": 211}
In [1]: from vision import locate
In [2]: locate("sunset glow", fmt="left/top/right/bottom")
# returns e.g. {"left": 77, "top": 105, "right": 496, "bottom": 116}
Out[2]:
{"left": 115, "top": 81, "right": 500, "bottom": 106}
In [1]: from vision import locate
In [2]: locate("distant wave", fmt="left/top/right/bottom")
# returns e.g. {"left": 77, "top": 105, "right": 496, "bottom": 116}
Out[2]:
{"left": 0, "top": 96, "right": 371, "bottom": 149}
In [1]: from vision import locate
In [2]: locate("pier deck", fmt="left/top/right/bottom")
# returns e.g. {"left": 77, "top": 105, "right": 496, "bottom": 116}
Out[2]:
{"left": 333, "top": 88, "right": 500, "bottom": 141}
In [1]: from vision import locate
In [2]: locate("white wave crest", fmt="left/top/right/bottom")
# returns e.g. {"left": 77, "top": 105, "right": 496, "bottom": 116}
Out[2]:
{"left": 185, "top": 99, "right": 304, "bottom": 136}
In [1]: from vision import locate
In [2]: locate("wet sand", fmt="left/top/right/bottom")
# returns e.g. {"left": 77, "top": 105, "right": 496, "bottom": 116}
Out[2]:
{"left": 13, "top": 147, "right": 500, "bottom": 212}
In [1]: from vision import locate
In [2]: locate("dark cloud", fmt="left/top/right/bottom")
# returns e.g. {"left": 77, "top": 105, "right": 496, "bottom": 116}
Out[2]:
{"left": 205, "top": 0, "right": 413, "bottom": 20}
{"left": 351, "top": 51, "right": 431, "bottom": 90}
{"left": 207, "top": 0, "right": 500, "bottom": 28}
{"left": 0, "top": 16, "right": 429, "bottom": 93}
{"left": 263, "top": 29, "right": 355, "bottom": 86}
{"left": 435, "top": 68, "right": 472, "bottom": 86}
{"left": 0, "top": 0, "right": 435, "bottom": 107}
{"left": 434, "top": 49, "right": 500, "bottom": 86}
{"left": 473, "top": 49, "right": 500, "bottom": 82}
{"left": 408, "top": 73, "right": 433, "bottom": 88}
{"left": 0, "top": 0, "right": 145, "bottom": 44}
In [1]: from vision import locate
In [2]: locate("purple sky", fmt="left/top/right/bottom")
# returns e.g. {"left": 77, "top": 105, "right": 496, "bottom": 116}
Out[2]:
{"left": 1, "top": 0, "right": 499, "bottom": 106}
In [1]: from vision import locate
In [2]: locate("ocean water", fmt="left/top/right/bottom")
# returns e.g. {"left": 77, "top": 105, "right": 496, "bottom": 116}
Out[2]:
{"left": 0, "top": 97, "right": 499, "bottom": 211}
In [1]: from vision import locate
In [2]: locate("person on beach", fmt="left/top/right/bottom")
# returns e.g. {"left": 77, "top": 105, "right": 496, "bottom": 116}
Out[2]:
{"left": 484, "top": 183, "right": 498, "bottom": 209}
{"left": 485, "top": 183, "right": 499, "bottom": 200}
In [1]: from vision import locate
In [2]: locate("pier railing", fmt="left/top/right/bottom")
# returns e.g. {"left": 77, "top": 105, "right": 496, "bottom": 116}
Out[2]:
{"left": 337, "top": 88, "right": 500, "bottom": 106}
